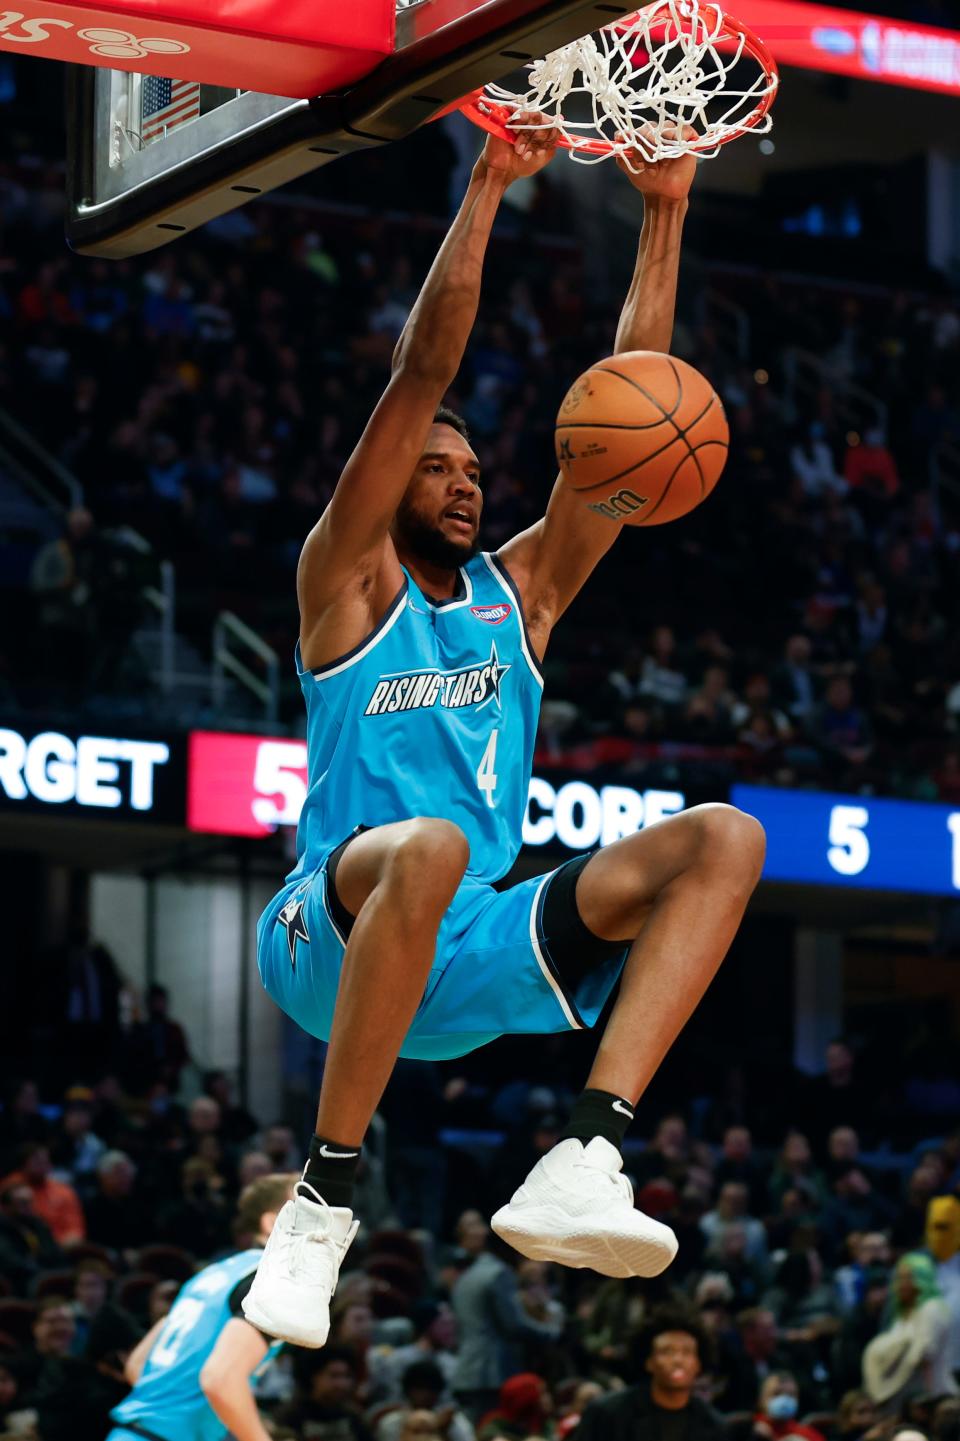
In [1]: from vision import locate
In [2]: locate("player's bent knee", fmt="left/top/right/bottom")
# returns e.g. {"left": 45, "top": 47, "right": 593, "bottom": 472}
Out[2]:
{"left": 688, "top": 802, "right": 766, "bottom": 874}
{"left": 383, "top": 818, "right": 470, "bottom": 899}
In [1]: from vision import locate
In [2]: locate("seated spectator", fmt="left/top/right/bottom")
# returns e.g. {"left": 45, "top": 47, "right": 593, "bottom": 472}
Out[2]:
{"left": 714, "top": 1128, "right": 769, "bottom": 1214}
{"left": 769, "top": 1133, "right": 827, "bottom": 1211}
{"left": 862, "top": 1254, "right": 958, "bottom": 1409}
{"left": 834, "top": 1232, "right": 892, "bottom": 1315}
{"left": 700, "top": 1182, "right": 768, "bottom": 1267}
{"left": 16, "top": 1295, "right": 126, "bottom": 1441}
{"left": 368, "top": 1301, "right": 460, "bottom": 1406}
{"left": 50, "top": 1087, "right": 107, "bottom": 1192}
{"left": 477, "top": 1373, "right": 551, "bottom": 1441}
{"left": 811, "top": 677, "right": 873, "bottom": 771}
{"left": 763, "top": 1252, "right": 840, "bottom": 1352}
{"left": 832, "top": 1266, "right": 889, "bottom": 1396}
{"left": 158, "top": 1156, "right": 230, "bottom": 1255}
{"left": 375, "top": 1360, "right": 475, "bottom": 1441}
{"left": 202, "top": 1071, "right": 258, "bottom": 1145}
{"left": 731, "top": 678, "right": 793, "bottom": 742}
{"left": 721, "top": 1308, "right": 792, "bottom": 1412}
{"left": 639, "top": 626, "right": 689, "bottom": 709}
{"left": 3, "top": 1143, "right": 86, "bottom": 1247}
{"left": 0, "top": 1179, "right": 64, "bottom": 1292}
{"left": 71, "top": 1259, "right": 140, "bottom": 1362}
{"left": 820, "top": 1170, "right": 897, "bottom": 1257}
{"left": 790, "top": 423, "right": 845, "bottom": 498}
{"left": 836, "top": 1390, "right": 879, "bottom": 1441}
{"left": 752, "top": 1373, "right": 827, "bottom": 1441}
{"left": 575, "top": 1306, "right": 722, "bottom": 1441}
{"left": 771, "top": 636, "right": 818, "bottom": 725}
{"left": 274, "top": 1345, "right": 375, "bottom": 1440}
{"left": 843, "top": 428, "right": 900, "bottom": 505}
{"left": 0, "top": 1080, "right": 50, "bottom": 1173}
{"left": 84, "top": 1150, "right": 153, "bottom": 1250}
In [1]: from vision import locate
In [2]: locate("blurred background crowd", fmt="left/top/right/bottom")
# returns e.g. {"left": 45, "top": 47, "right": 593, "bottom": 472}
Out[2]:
{"left": 2, "top": 133, "right": 960, "bottom": 800}
{"left": 0, "top": 975, "right": 958, "bottom": 1441}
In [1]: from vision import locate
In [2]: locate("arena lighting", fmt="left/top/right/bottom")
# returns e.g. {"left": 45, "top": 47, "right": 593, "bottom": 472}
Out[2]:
{"left": 733, "top": 0, "right": 960, "bottom": 96}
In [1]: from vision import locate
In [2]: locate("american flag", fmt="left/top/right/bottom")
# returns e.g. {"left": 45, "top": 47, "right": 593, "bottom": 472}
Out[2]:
{"left": 141, "top": 76, "right": 201, "bottom": 144}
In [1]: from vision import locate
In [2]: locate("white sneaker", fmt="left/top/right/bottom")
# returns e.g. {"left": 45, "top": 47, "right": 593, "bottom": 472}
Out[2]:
{"left": 241, "top": 1182, "right": 358, "bottom": 1347}
{"left": 491, "top": 1137, "right": 678, "bottom": 1279}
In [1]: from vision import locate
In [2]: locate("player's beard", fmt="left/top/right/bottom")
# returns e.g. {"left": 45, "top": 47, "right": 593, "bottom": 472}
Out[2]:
{"left": 395, "top": 501, "right": 480, "bottom": 570}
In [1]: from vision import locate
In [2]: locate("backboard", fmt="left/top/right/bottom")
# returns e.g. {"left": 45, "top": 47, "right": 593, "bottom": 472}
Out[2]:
{"left": 66, "top": 0, "right": 636, "bottom": 259}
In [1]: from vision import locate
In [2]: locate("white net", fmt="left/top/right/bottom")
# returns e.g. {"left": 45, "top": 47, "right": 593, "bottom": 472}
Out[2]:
{"left": 477, "top": 0, "right": 777, "bottom": 167}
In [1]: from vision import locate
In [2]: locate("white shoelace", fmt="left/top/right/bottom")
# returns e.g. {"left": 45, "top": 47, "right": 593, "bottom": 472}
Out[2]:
{"left": 574, "top": 1155, "right": 634, "bottom": 1207}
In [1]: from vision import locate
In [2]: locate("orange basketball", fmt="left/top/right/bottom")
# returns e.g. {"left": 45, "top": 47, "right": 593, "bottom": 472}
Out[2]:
{"left": 555, "top": 351, "right": 728, "bottom": 526}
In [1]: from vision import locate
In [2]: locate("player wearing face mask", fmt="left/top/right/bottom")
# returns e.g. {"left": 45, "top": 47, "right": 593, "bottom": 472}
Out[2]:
{"left": 754, "top": 1374, "right": 826, "bottom": 1441}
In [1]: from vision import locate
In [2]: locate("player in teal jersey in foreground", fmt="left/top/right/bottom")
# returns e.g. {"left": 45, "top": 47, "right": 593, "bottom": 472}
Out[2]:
{"left": 109, "top": 1175, "right": 293, "bottom": 1441}
{"left": 246, "top": 120, "right": 765, "bottom": 1347}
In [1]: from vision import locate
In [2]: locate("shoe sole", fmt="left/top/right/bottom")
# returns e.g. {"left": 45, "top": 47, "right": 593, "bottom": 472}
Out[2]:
{"left": 241, "top": 1295, "right": 330, "bottom": 1349}
{"left": 491, "top": 1203, "right": 677, "bottom": 1279}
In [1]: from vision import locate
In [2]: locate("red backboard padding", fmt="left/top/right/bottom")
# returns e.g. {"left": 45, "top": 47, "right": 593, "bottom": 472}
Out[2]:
{"left": 0, "top": 0, "right": 395, "bottom": 97}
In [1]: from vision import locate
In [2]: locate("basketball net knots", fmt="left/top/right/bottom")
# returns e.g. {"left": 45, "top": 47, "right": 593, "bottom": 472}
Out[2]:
{"left": 481, "top": 0, "right": 777, "bottom": 168}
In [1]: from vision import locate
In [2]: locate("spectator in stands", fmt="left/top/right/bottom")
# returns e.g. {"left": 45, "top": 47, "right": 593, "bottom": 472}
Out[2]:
{"left": 862, "top": 1253, "right": 958, "bottom": 1409}
{"left": 714, "top": 1128, "right": 768, "bottom": 1214}
{"left": 769, "top": 1134, "right": 827, "bottom": 1210}
{"left": 261, "top": 1123, "right": 299, "bottom": 1171}
{"left": 17, "top": 1295, "right": 125, "bottom": 1441}
{"left": 451, "top": 1221, "right": 561, "bottom": 1421}
{"left": 701, "top": 1183, "right": 768, "bottom": 1267}
{"left": 639, "top": 627, "right": 689, "bottom": 709}
{"left": 832, "top": 1266, "right": 889, "bottom": 1395}
{"left": 84, "top": 1150, "right": 152, "bottom": 1250}
{"left": 926, "top": 1195, "right": 960, "bottom": 1372}
{"left": 129, "top": 984, "right": 191, "bottom": 1093}
{"left": 477, "top": 1372, "right": 551, "bottom": 1440}
{"left": 790, "top": 423, "right": 845, "bottom": 499}
{"left": 763, "top": 1252, "right": 840, "bottom": 1354}
{"left": 0, "top": 1178, "right": 63, "bottom": 1291}
{"left": 772, "top": 637, "right": 818, "bottom": 724}
{"left": 801, "top": 1042, "right": 872, "bottom": 1152}
{"left": 203, "top": 1071, "right": 258, "bottom": 1146}
{"left": 0, "top": 1080, "right": 50, "bottom": 1172}
{"left": 158, "top": 1156, "right": 230, "bottom": 1255}
{"left": 575, "top": 1306, "right": 722, "bottom": 1441}
{"left": 722, "top": 1309, "right": 791, "bottom": 1411}
{"left": 836, "top": 1390, "right": 879, "bottom": 1441}
{"left": 275, "top": 1345, "right": 374, "bottom": 1440}
{"left": 369, "top": 1301, "right": 460, "bottom": 1406}
{"left": 752, "top": 1373, "right": 827, "bottom": 1441}
{"left": 821, "top": 1169, "right": 897, "bottom": 1256}
{"left": 811, "top": 676, "right": 873, "bottom": 776}
{"left": 843, "top": 428, "right": 900, "bottom": 510}
{"left": 3, "top": 1142, "right": 85, "bottom": 1246}
{"left": 72, "top": 1259, "right": 140, "bottom": 1362}
{"left": 834, "top": 1233, "right": 892, "bottom": 1315}
{"left": 51, "top": 1086, "right": 107, "bottom": 1190}
{"left": 375, "top": 1360, "right": 475, "bottom": 1441}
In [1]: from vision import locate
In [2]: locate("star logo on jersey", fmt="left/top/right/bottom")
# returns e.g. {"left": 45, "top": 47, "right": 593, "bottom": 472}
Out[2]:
{"left": 278, "top": 893, "right": 310, "bottom": 968}
{"left": 363, "top": 641, "right": 511, "bottom": 717}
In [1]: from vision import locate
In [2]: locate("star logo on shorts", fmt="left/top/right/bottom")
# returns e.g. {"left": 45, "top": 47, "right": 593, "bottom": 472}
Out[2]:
{"left": 278, "top": 894, "right": 310, "bottom": 969}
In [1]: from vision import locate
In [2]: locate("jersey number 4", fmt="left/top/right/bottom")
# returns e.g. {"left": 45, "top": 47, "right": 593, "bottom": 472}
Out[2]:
{"left": 476, "top": 729, "right": 499, "bottom": 808}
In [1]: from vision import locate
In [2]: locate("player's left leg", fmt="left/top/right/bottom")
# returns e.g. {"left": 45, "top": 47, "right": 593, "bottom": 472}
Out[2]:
{"left": 492, "top": 802, "right": 764, "bottom": 1278}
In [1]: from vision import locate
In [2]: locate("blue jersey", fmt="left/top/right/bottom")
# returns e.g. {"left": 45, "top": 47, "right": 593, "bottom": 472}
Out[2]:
{"left": 111, "top": 1250, "right": 281, "bottom": 1441}
{"left": 287, "top": 551, "right": 543, "bottom": 886}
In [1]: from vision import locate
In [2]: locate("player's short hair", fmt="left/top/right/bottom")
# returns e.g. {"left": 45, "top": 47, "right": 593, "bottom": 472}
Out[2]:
{"left": 632, "top": 1303, "right": 713, "bottom": 1371}
{"left": 233, "top": 1172, "right": 296, "bottom": 1240}
{"left": 434, "top": 406, "right": 470, "bottom": 443}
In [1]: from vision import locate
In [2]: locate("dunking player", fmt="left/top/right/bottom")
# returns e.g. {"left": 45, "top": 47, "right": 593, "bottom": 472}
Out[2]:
{"left": 244, "top": 121, "right": 765, "bottom": 1347}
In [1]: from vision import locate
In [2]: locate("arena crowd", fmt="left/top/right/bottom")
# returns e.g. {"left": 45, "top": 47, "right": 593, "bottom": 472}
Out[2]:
{"left": 2, "top": 140, "right": 960, "bottom": 801}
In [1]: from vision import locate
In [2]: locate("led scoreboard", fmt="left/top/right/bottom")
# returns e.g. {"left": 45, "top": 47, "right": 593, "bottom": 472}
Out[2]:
{"left": 732, "top": 784, "right": 960, "bottom": 896}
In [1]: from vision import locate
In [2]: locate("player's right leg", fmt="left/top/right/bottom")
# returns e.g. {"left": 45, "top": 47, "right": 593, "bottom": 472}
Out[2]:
{"left": 244, "top": 816, "right": 469, "bottom": 1347}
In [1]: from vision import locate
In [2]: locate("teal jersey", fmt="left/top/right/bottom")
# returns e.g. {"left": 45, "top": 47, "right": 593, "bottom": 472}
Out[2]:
{"left": 111, "top": 1250, "right": 280, "bottom": 1441}
{"left": 287, "top": 551, "right": 544, "bottom": 886}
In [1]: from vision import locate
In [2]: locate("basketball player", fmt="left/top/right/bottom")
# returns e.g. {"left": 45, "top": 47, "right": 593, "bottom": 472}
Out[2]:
{"left": 244, "top": 120, "right": 765, "bottom": 1347}
{"left": 109, "top": 1175, "right": 294, "bottom": 1441}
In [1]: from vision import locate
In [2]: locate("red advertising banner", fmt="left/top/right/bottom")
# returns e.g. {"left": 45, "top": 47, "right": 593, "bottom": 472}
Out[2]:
{"left": 0, "top": 0, "right": 393, "bottom": 98}
{"left": 187, "top": 730, "right": 307, "bottom": 837}
{"left": 735, "top": 0, "right": 960, "bottom": 96}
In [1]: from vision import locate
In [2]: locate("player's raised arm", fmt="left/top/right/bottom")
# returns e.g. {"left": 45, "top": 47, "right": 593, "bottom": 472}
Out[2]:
{"left": 498, "top": 129, "right": 697, "bottom": 641}
{"left": 297, "top": 123, "right": 557, "bottom": 624}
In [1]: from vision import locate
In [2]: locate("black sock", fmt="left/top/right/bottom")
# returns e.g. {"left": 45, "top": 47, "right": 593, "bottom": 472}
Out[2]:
{"left": 560, "top": 1089, "right": 635, "bottom": 1151}
{"left": 300, "top": 1134, "right": 362, "bottom": 1209}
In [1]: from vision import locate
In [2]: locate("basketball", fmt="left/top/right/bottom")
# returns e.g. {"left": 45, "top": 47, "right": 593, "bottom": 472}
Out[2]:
{"left": 555, "top": 351, "right": 729, "bottom": 526}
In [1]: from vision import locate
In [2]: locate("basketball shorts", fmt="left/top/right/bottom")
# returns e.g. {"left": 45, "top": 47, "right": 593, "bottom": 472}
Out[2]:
{"left": 257, "top": 832, "right": 630, "bottom": 1061}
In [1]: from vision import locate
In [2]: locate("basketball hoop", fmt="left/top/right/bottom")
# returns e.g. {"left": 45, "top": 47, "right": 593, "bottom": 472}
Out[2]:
{"left": 457, "top": 0, "right": 778, "bottom": 166}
